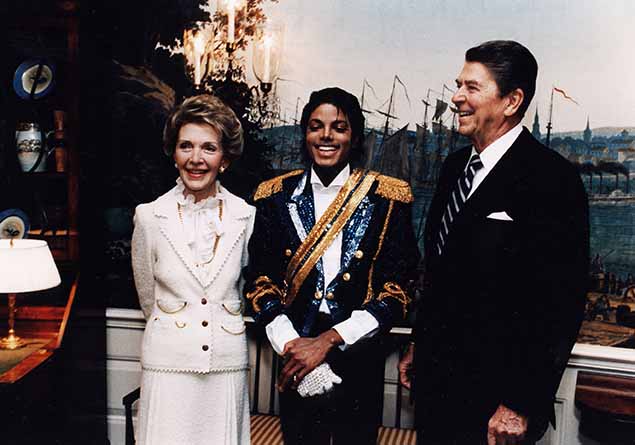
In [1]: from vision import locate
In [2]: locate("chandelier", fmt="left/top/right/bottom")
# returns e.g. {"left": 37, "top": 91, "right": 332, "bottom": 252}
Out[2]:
{"left": 157, "top": 0, "right": 284, "bottom": 127}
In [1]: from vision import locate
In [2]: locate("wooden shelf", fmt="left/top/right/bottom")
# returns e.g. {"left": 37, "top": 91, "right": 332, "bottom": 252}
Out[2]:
{"left": 20, "top": 172, "right": 68, "bottom": 180}
{"left": 27, "top": 229, "right": 79, "bottom": 262}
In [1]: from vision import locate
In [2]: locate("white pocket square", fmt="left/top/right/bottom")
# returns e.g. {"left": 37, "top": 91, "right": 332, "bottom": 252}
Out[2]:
{"left": 486, "top": 211, "right": 513, "bottom": 221}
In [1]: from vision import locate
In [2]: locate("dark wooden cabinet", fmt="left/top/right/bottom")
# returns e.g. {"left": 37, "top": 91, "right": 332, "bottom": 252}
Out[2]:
{"left": 0, "top": 3, "right": 107, "bottom": 444}
{"left": 4, "top": 2, "right": 80, "bottom": 262}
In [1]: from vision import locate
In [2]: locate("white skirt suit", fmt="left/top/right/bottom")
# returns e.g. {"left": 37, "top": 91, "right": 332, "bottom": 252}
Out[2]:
{"left": 131, "top": 180, "right": 256, "bottom": 445}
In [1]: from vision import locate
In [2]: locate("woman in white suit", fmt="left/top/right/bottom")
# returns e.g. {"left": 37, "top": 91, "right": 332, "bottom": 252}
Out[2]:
{"left": 132, "top": 94, "right": 255, "bottom": 445}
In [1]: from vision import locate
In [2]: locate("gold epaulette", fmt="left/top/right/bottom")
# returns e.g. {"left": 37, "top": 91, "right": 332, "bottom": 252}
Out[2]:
{"left": 253, "top": 169, "right": 304, "bottom": 201}
{"left": 374, "top": 174, "right": 413, "bottom": 203}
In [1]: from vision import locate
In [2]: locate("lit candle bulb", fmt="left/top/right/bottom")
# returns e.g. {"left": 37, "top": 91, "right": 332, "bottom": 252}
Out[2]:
{"left": 263, "top": 35, "right": 273, "bottom": 82}
{"left": 227, "top": 0, "right": 236, "bottom": 44}
{"left": 193, "top": 31, "right": 206, "bottom": 85}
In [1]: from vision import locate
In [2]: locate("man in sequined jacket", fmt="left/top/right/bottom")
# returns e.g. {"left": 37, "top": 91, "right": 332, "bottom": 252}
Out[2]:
{"left": 245, "top": 87, "right": 420, "bottom": 444}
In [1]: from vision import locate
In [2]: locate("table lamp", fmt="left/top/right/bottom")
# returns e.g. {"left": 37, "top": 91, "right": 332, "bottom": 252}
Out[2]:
{"left": 0, "top": 239, "right": 61, "bottom": 349}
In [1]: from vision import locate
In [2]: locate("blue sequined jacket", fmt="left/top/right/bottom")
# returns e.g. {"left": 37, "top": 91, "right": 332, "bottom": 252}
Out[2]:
{"left": 244, "top": 168, "right": 420, "bottom": 337}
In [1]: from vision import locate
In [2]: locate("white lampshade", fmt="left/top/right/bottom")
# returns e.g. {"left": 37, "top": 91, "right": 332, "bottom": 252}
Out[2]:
{"left": 0, "top": 239, "right": 61, "bottom": 293}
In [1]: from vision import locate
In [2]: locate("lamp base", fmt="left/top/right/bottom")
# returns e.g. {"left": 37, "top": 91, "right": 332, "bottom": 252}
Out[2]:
{"left": 0, "top": 333, "right": 26, "bottom": 350}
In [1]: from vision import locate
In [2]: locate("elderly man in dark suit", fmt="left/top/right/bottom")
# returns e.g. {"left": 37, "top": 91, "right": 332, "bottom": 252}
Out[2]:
{"left": 399, "top": 40, "right": 589, "bottom": 445}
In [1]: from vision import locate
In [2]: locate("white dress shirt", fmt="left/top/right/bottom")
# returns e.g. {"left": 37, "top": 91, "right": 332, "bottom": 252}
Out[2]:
{"left": 311, "top": 165, "right": 347, "bottom": 312}
{"left": 265, "top": 165, "right": 379, "bottom": 355}
{"left": 467, "top": 122, "right": 523, "bottom": 199}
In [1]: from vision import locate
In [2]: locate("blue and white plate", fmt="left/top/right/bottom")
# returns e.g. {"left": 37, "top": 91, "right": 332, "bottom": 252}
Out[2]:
{"left": 13, "top": 59, "right": 56, "bottom": 100}
{"left": 0, "top": 209, "right": 30, "bottom": 239}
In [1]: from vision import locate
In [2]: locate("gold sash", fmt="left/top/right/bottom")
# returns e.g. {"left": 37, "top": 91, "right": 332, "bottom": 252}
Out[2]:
{"left": 283, "top": 169, "right": 378, "bottom": 307}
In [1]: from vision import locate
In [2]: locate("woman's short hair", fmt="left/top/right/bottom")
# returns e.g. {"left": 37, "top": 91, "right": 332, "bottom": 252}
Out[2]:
{"left": 163, "top": 94, "right": 244, "bottom": 161}
{"left": 299, "top": 87, "right": 365, "bottom": 166}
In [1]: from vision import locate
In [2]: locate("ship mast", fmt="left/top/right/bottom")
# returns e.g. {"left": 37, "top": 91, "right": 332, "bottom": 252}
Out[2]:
{"left": 546, "top": 86, "right": 554, "bottom": 148}
{"left": 422, "top": 89, "right": 431, "bottom": 134}
{"left": 359, "top": 79, "right": 374, "bottom": 130}
{"left": 450, "top": 112, "right": 457, "bottom": 152}
{"left": 293, "top": 97, "right": 300, "bottom": 126}
{"left": 420, "top": 98, "right": 430, "bottom": 151}
{"left": 378, "top": 75, "right": 399, "bottom": 141}
{"left": 435, "top": 85, "right": 446, "bottom": 158}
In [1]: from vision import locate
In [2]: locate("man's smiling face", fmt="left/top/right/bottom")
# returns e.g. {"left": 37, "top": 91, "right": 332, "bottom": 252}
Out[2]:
{"left": 305, "top": 103, "right": 352, "bottom": 170}
{"left": 452, "top": 61, "right": 510, "bottom": 151}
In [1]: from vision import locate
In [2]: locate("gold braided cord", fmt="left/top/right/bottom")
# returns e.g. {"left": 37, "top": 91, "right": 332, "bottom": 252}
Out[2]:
{"left": 375, "top": 175, "right": 414, "bottom": 203}
{"left": 246, "top": 276, "right": 285, "bottom": 312}
{"left": 364, "top": 200, "right": 394, "bottom": 304}
{"left": 253, "top": 170, "right": 304, "bottom": 201}
{"left": 377, "top": 281, "right": 412, "bottom": 318}
{"left": 285, "top": 171, "right": 379, "bottom": 307}
{"left": 286, "top": 169, "right": 365, "bottom": 283}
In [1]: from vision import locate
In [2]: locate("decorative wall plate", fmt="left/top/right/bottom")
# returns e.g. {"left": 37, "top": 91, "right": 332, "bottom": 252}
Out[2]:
{"left": 0, "top": 209, "right": 30, "bottom": 239}
{"left": 13, "top": 59, "right": 56, "bottom": 100}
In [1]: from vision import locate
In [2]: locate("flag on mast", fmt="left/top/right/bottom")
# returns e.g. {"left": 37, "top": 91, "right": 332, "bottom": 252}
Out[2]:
{"left": 553, "top": 87, "right": 579, "bottom": 105}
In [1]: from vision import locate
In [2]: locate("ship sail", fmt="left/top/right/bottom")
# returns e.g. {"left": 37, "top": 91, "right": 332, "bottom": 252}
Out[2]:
{"left": 432, "top": 99, "right": 448, "bottom": 121}
{"left": 364, "top": 130, "right": 378, "bottom": 169}
{"left": 415, "top": 123, "right": 426, "bottom": 151}
{"left": 376, "top": 124, "right": 410, "bottom": 181}
{"left": 413, "top": 123, "right": 428, "bottom": 181}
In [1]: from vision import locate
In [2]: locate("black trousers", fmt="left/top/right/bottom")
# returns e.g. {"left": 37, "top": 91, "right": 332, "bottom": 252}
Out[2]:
{"left": 279, "top": 315, "right": 385, "bottom": 445}
{"left": 280, "top": 383, "right": 380, "bottom": 445}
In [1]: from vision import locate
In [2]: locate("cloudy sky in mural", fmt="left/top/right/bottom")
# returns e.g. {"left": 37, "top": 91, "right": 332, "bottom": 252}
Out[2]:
{"left": 245, "top": 0, "right": 634, "bottom": 133}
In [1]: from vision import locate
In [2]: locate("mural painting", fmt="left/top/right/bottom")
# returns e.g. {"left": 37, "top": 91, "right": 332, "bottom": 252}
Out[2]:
{"left": 89, "top": 0, "right": 635, "bottom": 348}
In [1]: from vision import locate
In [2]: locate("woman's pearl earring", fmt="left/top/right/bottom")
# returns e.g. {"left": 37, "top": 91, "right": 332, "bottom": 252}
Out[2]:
{"left": 174, "top": 162, "right": 178, "bottom": 168}
{"left": 219, "top": 165, "right": 226, "bottom": 174}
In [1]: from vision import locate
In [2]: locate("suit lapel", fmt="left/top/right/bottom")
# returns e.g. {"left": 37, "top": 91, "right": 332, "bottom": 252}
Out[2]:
{"left": 286, "top": 171, "right": 324, "bottom": 291}
{"left": 426, "top": 148, "right": 471, "bottom": 258}
{"left": 287, "top": 171, "right": 315, "bottom": 242}
{"left": 462, "top": 129, "right": 532, "bottom": 219}
{"left": 430, "top": 129, "right": 532, "bottom": 259}
{"left": 340, "top": 195, "right": 374, "bottom": 273}
{"left": 153, "top": 191, "right": 204, "bottom": 287}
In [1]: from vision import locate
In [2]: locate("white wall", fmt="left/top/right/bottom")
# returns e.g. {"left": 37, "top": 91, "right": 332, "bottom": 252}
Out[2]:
{"left": 106, "top": 308, "right": 635, "bottom": 445}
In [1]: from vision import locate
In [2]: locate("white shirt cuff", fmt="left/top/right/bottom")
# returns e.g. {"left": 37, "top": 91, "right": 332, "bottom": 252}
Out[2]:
{"left": 265, "top": 314, "right": 300, "bottom": 355}
{"left": 332, "top": 310, "right": 380, "bottom": 351}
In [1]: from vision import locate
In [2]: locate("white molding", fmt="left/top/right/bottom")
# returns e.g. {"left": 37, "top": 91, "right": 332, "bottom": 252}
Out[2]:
{"left": 106, "top": 309, "right": 417, "bottom": 336}
{"left": 105, "top": 308, "right": 635, "bottom": 362}
{"left": 106, "top": 308, "right": 145, "bottom": 330}
{"left": 569, "top": 343, "right": 635, "bottom": 373}
{"left": 105, "top": 308, "right": 635, "bottom": 445}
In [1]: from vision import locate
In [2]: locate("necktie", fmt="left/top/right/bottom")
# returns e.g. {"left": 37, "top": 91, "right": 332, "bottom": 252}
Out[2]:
{"left": 436, "top": 153, "right": 484, "bottom": 255}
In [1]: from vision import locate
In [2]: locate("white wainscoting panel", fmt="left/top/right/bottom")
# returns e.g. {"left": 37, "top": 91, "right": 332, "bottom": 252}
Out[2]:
{"left": 106, "top": 308, "right": 635, "bottom": 445}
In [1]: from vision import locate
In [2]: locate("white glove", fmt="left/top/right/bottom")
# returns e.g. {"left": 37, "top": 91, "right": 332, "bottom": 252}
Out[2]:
{"left": 296, "top": 363, "right": 342, "bottom": 398}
